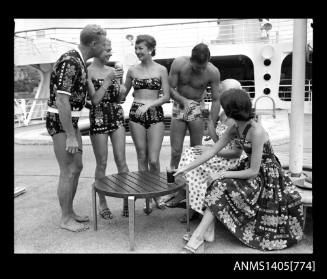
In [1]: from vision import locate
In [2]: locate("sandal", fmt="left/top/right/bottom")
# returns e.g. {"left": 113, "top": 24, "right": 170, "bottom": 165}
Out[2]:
{"left": 181, "top": 239, "right": 205, "bottom": 254}
{"left": 99, "top": 208, "right": 113, "bottom": 220}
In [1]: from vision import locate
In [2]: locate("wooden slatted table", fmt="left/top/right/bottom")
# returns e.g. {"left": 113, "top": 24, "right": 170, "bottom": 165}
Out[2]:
{"left": 92, "top": 171, "right": 189, "bottom": 250}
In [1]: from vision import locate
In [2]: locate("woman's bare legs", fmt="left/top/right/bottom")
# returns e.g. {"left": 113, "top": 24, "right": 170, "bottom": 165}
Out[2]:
{"left": 185, "top": 208, "right": 215, "bottom": 250}
{"left": 90, "top": 133, "right": 109, "bottom": 212}
{"left": 147, "top": 122, "right": 165, "bottom": 208}
{"left": 110, "top": 125, "right": 130, "bottom": 216}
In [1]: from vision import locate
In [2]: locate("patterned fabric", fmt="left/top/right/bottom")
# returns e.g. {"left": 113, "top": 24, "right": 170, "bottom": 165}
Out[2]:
{"left": 132, "top": 78, "right": 162, "bottom": 90}
{"left": 46, "top": 112, "right": 79, "bottom": 136}
{"left": 129, "top": 102, "right": 164, "bottom": 129}
{"left": 47, "top": 49, "right": 87, "bottom": 111}
{"left": 172, "top": 100, "right": 203, "bottom": 122}
{"left": 179, "top": 121, "right": 246, "bottom": 214}
{"left": 88, "top": 79, "right": 125, "bottom": 135}
{"left": 203, "top": 123, "right": 304, "bottom": 251}
{"left": 46, "top": 49, "right": 87, "bottom": 136}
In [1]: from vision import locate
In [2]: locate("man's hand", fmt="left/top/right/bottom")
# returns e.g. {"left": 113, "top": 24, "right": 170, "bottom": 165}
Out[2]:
{"left": 66, "top": 136, "right": 79, "bottom": 154}
{"left": 182, "top": 99, "right": 198, "bottom": 115}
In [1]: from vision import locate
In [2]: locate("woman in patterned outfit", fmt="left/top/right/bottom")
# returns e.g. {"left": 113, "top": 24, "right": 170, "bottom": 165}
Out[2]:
{"left": 175, "top": 79, "right": 245, "bottom": 224}
{"left": 87, "top": 39, "right": 130, "bottom": 219}
{"left": 124, "top": 35, "right": 170, "bottom": 213}
{"left": 175, "top": 89, "right": 304, "bottom": 253}
{"left": 177, "top": 113, "right": 246, "bottom": 223}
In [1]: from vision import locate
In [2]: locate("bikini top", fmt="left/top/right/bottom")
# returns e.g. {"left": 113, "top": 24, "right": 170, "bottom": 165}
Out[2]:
{"left": 132, "top": 77, "right": 162, "bottom": 90}
{"left": 90, "top": 78, "right": 120, "bottom": 103}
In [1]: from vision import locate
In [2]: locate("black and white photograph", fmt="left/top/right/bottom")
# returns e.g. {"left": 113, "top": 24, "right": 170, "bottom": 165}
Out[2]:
{"left": 14, "top": 18, "right": 313, "bottom": 259}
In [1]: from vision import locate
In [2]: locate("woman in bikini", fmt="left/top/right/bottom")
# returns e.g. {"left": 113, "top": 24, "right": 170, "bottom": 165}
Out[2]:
{"left": 124, "top": 34, "right": 170, "bottom": 213}
{"left": 87, "top": 38, "right": 130, "bottom": 219}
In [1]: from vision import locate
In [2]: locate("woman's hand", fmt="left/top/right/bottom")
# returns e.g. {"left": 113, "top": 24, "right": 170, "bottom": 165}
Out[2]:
{"left": 103, "top": 71, "right": 115, "bottom": 87}
{"left": 193, "top": 145, "right": 212, "bottom": 155}
{"left": 135, "top": 104, "right": 150, "bottom": 118}
{"left": 206, "top": 170, "right": 227, "bottom": 186}
{"left": 173, "top": 167, "right": 187, "bottom": 177}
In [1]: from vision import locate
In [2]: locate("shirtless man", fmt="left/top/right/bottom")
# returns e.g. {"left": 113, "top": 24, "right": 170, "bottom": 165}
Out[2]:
{"left": 166, "top": 43, "right": 220, "bottom": 207}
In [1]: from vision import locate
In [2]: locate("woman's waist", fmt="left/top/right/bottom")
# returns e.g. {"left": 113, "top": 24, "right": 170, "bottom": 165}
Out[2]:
{"left": 132, "top": 98, "right": 160, "bottom": 105}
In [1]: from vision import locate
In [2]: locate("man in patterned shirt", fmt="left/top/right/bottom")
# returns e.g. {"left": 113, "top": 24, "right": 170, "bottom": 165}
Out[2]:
{"left": 46, "top": 24, "right": 107, "bottom": 232}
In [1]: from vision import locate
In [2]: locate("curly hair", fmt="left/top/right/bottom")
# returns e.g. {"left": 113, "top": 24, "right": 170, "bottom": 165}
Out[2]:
{"left": 220, "top": 89, "right": 255, "bottom": 121}
{"left": 80, "top": 24, "right": 107, "bottom": 46}
{"left": 135, "top": 34, "right": 156, "bottom": 56}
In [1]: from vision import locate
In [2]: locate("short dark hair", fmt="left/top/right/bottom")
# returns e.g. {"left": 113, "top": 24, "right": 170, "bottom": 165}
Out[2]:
{"left": 190, "top": 43, "right": 210, "bottom": 64}
{"left": 135, "top": 34, "right": 156, "bottom": 56}
{"left": 80, "top": 24, "right": 106, "bottom": 46}
{"left": 220, "top": 89, "right": 255, "bottom": 121}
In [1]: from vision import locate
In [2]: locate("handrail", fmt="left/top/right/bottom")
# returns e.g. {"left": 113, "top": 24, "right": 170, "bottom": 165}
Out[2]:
{"left": 254, "top": 95, "right": 276, "bottom": 119}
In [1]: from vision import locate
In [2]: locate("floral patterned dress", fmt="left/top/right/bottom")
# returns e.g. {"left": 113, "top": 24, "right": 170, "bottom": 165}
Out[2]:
{"left": 203, "top": 122, "right": 304, "bottom": 251}
{"left": 178, "top": 121, "right": 246, "bottom": 214}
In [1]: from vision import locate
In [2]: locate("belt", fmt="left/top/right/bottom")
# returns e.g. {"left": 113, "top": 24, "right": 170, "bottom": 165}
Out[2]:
{"left": 47, "top": 107, "right": 81, "bottom": 117}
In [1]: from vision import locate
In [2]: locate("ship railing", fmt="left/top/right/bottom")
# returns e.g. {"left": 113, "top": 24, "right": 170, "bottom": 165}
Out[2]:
{"left": 15, "top": 19, "right": 313, "bottom": 63}
{"left": 278, "top": 79, "right": 312, "bottom": 102}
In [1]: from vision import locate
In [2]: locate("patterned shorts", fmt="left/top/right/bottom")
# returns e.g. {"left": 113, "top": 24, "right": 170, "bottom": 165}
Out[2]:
{"left": 129, "top": 102, "right": 164, "bottom": 129}
{"left": 172, "top": 101, "right": 203, "bottom": 122}
{"left": 89, "top": 102, "right": 124, "bottom": 135}
{"left": 46, "top": 112, "right": 79, "bottom": 136}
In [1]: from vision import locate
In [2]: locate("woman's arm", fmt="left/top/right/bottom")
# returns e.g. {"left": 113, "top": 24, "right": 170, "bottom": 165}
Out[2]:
{"left": 87, "top": 68, "right": 115, "bottom": 106}
{"left": 217, "top": 146, "right": 243, "bottom": 159}
{"left": 122, "top": 68, "right": 133, "bottom": 99}
{"left": 175, "top": 125, "right": 235, "bottom": 175}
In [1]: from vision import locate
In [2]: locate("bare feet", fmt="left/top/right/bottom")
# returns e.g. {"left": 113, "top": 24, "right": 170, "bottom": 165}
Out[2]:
{"left": 72, "top": 212, "right": 89, "bottom": 222}
{"left": 60, "top": 218, "right": 89, "bottom": 232}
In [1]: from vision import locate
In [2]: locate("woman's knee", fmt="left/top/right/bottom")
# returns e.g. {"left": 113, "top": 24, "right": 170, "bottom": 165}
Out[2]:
{"left": 66, "top": 161, "right": 83, "bottom": 177}
{"left": 148, "top": 158, "right": 160, "bottom": 170}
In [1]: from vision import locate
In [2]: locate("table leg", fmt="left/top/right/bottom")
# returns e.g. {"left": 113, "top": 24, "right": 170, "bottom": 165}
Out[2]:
{"left": 185, "top": 184, "right": 190, "bottom": 233}
{"left": 128, "top": 196, "right": 135, "bottom": 251}
{"left": 92, "top": 184, "right": 97, "bottom": 231}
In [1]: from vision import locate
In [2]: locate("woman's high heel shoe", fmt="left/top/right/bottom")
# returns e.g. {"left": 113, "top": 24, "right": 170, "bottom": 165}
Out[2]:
{"left": 183, "top": 223, "right": 215, "bottom": 242}
{"left": 181, "top": 238, "right": 205, "bottom": 254}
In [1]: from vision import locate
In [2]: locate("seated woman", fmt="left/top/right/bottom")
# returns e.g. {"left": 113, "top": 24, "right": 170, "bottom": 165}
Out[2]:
{"left": 175, "top": 88, "right": 304, "bottom": 253}
{"left": 124, "top": 34, "right": 170, "bottom": 213}
{"left": 166, "top": 79, "right": 245, "bottom": 224}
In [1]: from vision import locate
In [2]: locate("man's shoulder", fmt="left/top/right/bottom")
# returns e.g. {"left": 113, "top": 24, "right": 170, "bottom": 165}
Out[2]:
{"left": 57, "top": 49, "right": 81, "bottom": 65}
{"left": 174, "top": 56, "right": 189, "bottom": 64}
{"left": 207, "top": 62, "right": 219, "bottom": 72}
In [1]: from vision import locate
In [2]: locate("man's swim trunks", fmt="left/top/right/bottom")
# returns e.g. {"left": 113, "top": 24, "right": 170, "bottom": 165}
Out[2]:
{"left": 172, "top": 100, "right": 203, "bottom": 122}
